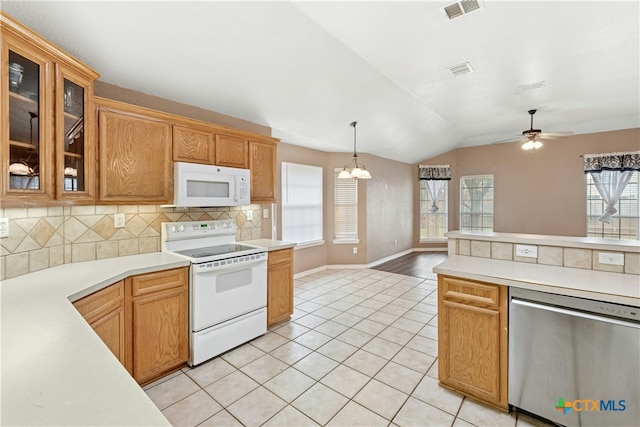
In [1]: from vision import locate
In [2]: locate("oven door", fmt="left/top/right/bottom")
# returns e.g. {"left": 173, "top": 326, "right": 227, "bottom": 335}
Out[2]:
{"left": 191, "top": 256, "right": 267, "bottom": 332}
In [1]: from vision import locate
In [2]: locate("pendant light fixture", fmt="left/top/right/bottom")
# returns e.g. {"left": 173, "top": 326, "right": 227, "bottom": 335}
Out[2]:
{"left": 338, "top": 121, "right": 372, "bottom": 180}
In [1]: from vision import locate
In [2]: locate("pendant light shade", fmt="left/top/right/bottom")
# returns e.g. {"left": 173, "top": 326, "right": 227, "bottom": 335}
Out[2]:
{"left": 338, "top": 121, "right": 372, "bottom": 180}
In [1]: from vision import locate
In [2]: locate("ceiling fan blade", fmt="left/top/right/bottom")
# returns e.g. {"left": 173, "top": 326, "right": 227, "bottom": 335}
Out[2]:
{"left": 542, "top": 131, "right": 574, "bottom": 136}
{"left": 538, "top": 134, "right": 568, "bottom": 140}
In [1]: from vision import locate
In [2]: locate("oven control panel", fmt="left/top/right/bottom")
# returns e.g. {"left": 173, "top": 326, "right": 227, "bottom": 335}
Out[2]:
{"left": 164, "top": 219, "right": 237, "bottom": 241}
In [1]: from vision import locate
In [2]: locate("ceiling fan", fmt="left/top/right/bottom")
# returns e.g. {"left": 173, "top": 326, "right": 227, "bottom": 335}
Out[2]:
{"left": 520, "top": 109, "right": 573, "bottom": 151}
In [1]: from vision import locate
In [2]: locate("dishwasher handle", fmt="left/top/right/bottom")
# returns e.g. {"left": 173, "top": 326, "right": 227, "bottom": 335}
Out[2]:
{"left": 512, "top": 298, "right": 640, "bottom": 329}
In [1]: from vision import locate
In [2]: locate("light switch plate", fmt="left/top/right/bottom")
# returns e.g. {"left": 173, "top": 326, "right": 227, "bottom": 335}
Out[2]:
{"left": 246, "top": 210, "right": 253, "bottom": 221}
{"left": 598, "top": 252, "right": 624, "bottom": 266}
{"left": 0, "top": 218, "right": 9, "bottom": 238}
{"left": 263, "top": 209, "right": 269, "bottom": 219}
{"left": 515, "top": 244, "right": 538, "bottom": 258}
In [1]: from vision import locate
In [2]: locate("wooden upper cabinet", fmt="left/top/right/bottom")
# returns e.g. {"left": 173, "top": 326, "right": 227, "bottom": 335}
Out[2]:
{"left": 249, "top": 140, "right": 277, "bottom": 203}
{"left": 1, "top": 12, "right": 99, "bottom": 207}
{"left": 96, "top": 98, "right": 173, "bottom": 204}
{"left": 215, "top": 133, "right": 248, "bottom": 168}
{"left": 55, "top": 65, "right": 97, "bottom": 203}
{"left": 172, "top": 125, "right": 215, "bottom": 165}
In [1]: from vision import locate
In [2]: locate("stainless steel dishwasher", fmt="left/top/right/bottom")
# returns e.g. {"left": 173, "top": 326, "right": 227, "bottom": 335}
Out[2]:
{"left": 509, "top": 287, "right": 639, "bottom": 426}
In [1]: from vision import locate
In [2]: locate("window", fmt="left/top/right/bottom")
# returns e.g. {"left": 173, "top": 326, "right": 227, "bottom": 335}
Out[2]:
{"left": 587, "top": 171, "right": 639, "bottom": 240}
{"left": 334, "top": 169, "right": 358, "bottom": 243}
{"left": 281, "top": 162, "right": 323, "bottom": 246}
{"left": 460, "top": 175, "right": 494, "bottom": 232}
{"left": 419, "top": 180, "right": 448, "bottom": 241}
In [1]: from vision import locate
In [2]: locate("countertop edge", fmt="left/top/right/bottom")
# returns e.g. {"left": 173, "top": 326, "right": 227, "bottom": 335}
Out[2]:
{"left": 433, "top": 255, "right": 640, "bottom": 306}
{"left": 244, "top": 238, "right": 296, "bottom": 251}
{"left": 1, "top": 253, "right": 191, "bottom": 426}
{"left": 445, "top": 231, "right": 640, "bottom": 253}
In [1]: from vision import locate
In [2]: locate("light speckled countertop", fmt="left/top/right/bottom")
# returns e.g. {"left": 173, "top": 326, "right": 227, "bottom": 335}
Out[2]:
{"left": 434, "top": 255, "right": 639, "bottom": 306}
{"left": 245, "top": 238, "right": 296, "bottom": 251}
{"left": 1, "top": 252, "right": 190, "bottom": 426}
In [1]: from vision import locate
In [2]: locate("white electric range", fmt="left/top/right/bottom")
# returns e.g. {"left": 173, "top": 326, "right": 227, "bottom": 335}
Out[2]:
{"left": 162, "top": 219, "right": 267, "bottom": 366}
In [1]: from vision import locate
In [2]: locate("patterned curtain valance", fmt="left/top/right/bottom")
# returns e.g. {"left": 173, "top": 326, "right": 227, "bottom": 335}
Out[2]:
{"left": 418, "top": 164, "right": 451, "bottom": 180}
{"left": 584, "top": 151, "right": 640, "bottom": 173}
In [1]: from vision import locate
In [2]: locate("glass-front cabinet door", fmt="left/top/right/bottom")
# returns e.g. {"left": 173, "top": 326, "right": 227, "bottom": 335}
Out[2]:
{"left": 2, "top": 12, "right": 98, "bottom": 206}
{"left": 56, "top": 66, "right": 95, "bottom": 201}
{"left": 3, "top": 44, "right": 53, "bottom": 203}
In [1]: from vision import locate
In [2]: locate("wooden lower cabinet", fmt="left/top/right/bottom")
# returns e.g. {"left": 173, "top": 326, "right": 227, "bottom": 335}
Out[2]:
{"left": 127, "top": 267, "right": 189, "bottom": 385}
{"left": 267, "top": 248, "right": 294, "bottom": 327}
{"left": 437, "top": 275, "right": 508, "bottom": 410}
{"left": 73, "top": 280, "right": 126, "bottom": 367}
{"left": 73, "top": 267, "right": 188, "bottom": 385}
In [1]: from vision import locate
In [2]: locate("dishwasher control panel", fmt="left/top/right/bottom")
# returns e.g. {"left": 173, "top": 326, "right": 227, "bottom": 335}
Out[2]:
{"left": 510, "top": 287, "right": 639, "bottom": 322}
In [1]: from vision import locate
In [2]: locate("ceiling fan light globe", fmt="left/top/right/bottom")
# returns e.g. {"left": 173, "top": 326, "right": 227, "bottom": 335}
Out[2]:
{"left": 533, "top": 141, "right": 543, "bottom": 149}
{"left": 351, "top": 167, "right": 363, "bottom": 178}
{"left": 521, "top": 141, "right": 534, "bottom": 150}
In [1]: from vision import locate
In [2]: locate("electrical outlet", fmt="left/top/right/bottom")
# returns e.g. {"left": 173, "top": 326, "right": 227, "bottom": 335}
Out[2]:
{"left": 515, "top": 244, "right": 538, "bottom": 258}
{"left": 353, "top": 247, "right": 358, "bottom": 254}
{"left": 263, "top": 208, "right": 269, "bottom": 219}
{"left": 0, "top": 218, "right": 9, "bottom": 238}
{"left": 598, "top": 252, "right": 624, "bottom": 266}
{"left": 246, "top": 210, "right": 253, "bottom": 221}
{"left": 114, "top": 213, "right": 126, "bottom": 228}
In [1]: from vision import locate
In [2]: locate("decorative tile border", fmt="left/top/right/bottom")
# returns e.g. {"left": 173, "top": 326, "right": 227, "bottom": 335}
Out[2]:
{"left": 455, "top": 238, "right": 639, "bottom": 275}
{"left": 0, "top": 204, "right": 265, "bottom": 280}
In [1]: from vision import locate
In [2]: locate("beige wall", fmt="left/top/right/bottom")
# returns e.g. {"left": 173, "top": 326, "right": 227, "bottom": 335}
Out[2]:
{"left": 94, "top": 81, "right": 272, "bottom": 137}
{"left": 414, "top": 128, "right": 640, "bottom": 241}
{"left": 362, "top": 153, "right": 414, "bottom": 263}
{"left": 277, "top": 143, "right": 415, "bottom": 274}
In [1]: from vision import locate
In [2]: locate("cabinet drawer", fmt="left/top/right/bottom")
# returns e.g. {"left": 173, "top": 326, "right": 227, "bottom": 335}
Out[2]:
{"left": 439, "top": 276, "right": 500, "bottom": 310}
{"left": 73, "top": 280, "right": 124, "bottom": 323}
{"left": 268, "top": 248, "right": 292, "bottom": 266}
{"left": 131, "top": 267, "right": 188, "bottom": 297}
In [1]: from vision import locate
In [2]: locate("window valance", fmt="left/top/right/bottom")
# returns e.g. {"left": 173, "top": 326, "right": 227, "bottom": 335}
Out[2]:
{"left": 418, "top": 164, "right": 451, "bottom": 180}
{"left": 583, "top": 151, "right": 640, "bottom": 173}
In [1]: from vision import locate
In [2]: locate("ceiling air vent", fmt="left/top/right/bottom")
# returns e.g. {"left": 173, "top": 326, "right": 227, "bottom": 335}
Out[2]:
{"left": 447, "top": 62, "right": 474, "bottom": 77}
{"left": 443, "top": 0, "right": 481, "bottom": 20}
{"left": 517, "top": 81, "right": 546, "bottom": 93}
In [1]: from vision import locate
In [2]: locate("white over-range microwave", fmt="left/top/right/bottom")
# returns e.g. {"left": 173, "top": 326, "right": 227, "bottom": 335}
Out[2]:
{"left": 172, "top": 162, "right": 251, "bottom": 207}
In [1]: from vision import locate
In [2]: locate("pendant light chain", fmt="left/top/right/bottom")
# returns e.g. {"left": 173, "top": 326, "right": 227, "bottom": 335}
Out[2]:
{"left": 338, "top": 121, "right": 372, "bottom": 180}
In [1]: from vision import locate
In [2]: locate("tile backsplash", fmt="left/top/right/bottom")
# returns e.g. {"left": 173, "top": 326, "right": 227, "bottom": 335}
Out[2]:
{"left": 0, "top": 204, "right": 266, "bottom": 280}
{"left": 454, "top": 238, "right": 639, "bottom": 275}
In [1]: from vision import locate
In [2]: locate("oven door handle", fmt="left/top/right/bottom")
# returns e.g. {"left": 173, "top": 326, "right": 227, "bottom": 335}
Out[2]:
{"left": 193, "top": 256, "right": 267, "bottom": 274}
{"left": 512, "top": 298, "right": 640, "bottom": 329}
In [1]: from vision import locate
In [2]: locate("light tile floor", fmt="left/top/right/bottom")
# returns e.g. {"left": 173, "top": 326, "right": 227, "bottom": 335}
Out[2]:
{"left": 144, "top": 268, "right": 552, "bottom": 427}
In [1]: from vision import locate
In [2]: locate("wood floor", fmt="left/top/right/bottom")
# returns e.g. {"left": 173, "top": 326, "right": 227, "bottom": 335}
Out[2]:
{"left": 372, "top": 251, "right": 448, "bottom": 279}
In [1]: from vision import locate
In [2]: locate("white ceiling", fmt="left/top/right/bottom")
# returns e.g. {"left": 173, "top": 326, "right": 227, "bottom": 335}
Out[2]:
{"left": 3, "top": 1, "right": 639, "bottom": 163}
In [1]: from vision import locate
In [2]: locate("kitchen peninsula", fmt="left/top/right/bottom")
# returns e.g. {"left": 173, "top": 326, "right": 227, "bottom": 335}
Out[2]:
{"left": 434, "top": 230, "right": 639, "bottom": 422}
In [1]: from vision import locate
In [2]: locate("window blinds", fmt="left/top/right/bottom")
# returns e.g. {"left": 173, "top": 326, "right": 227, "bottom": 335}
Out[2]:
{"left": 281, "top": 162, "right": 323, "bottom": 245}
{"left": 334, "top": 168, "right": 358, "bottom": 241}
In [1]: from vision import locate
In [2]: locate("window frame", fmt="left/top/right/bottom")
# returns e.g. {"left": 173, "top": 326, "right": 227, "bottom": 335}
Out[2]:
{"left": 333, "top": 168, "right": 359, "bottom": 244}
{"left": 281, "top": 162, "right": 324, "bottom": 248}
{"left": 586, "top": 170, "right": 639, "bottom": 240}
{"left": 419, "top": 179, "right": 448, "bottom": 242}
{"left": 459, "top": 174, "right": 494, "bottom": 232}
